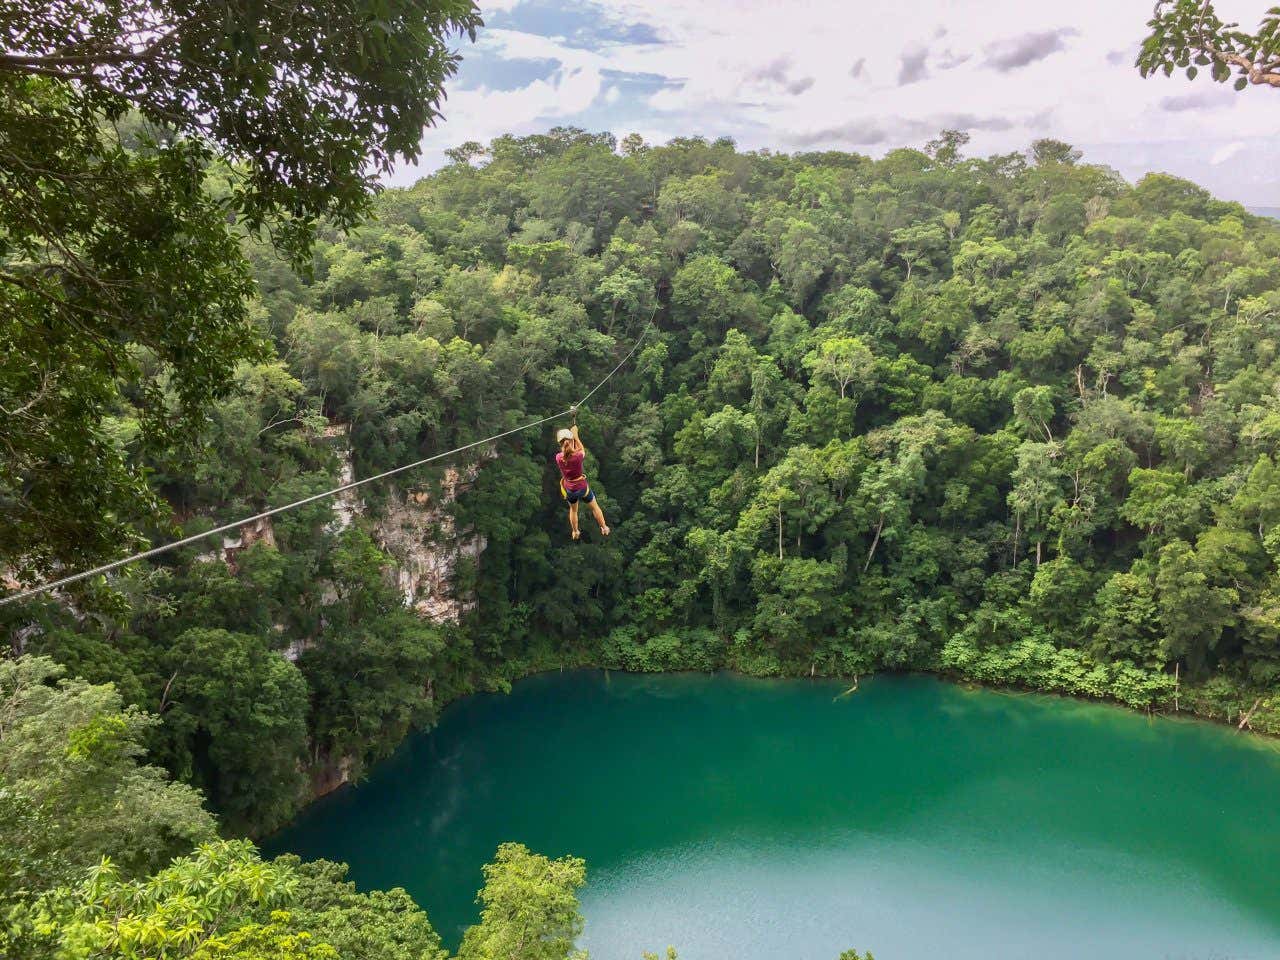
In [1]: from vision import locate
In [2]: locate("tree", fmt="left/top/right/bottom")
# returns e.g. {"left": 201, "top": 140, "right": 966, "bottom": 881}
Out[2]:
{"left": 670, "top": 255, "right": 756, "bottom": 340}
{"left": 160, "top": 629, "right": 310, "bottom": 835}
{"left": 707, "top": 328, "right": 760, "bottom": 408}
{"left": 858, "top": 451, "right": 923, "bottom": 572}
{"left": 1154, "top": 416, "right": 1208, "bottom": 478}
{"left": 1233, "top": 455, "right": 1280, "bottom": 536}
{"left": 1, "top": 0, "right": 483, "bottom": 244}
{"left": 0, "top": 0, "right": 481, "bottom": 587}
{"left": 889, "top": 222, "right": 948, "bottom": 281}
{"left": 749, "top": 358, "right": 789, "bottom": 469}
{"left": 526, "top": 138, "right": 647, "bottom": 247}
{"left": 1, "top": 82, "right": 262, "bottom": 584}
{"left": 457, "top": 843, "right": 588, "bottom": 960}
{"left": 1009, "top": 442, "right": 1065, "bottom": 566}
{"left": 1012, "top": 386, "right": 1055, "bottom": 442}
{"left": 1120, "top": 468, "right": 1198, "bottom": 539}
{"left": 299, "top": 530, "right": 446, "bottom": 775}
{"left": 1088, "top": 568, "right": 1163, "bottom": 666}
{"left": 273, "top": 857, "right": 448, "bottom": 960}
{"left": 0, "top": 656, "right": 214, "bottom": 905}
{"left": 1155, "top": 539, "right": 1236, "bottom": 672}
{"left": 1139, "top": 2, "right": 1280, "bottom": 91}
{"left": 805, "top": 337, "right": 876, "bottom": 402}
{"left": 925, "top": 129, "right": 970, "bottom": 165}
{"left": 1029, "top": 138, "right": 1082, "bottom": 166}
{"left": 774, "top": 218, "right": 836, "bottom": 307}
{"left": 751, "top": 553, "right": 843, "bottom": 652}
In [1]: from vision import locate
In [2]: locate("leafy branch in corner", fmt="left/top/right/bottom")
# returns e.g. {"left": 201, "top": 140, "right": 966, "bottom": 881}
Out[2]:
{"left": 1138, "top": 1, "right": 1280, "bottom": 90}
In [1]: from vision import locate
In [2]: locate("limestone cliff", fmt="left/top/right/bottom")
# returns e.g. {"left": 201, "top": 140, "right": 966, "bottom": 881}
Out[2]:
{"left": 370, "top": 463, "right": 486, "bottom": 623}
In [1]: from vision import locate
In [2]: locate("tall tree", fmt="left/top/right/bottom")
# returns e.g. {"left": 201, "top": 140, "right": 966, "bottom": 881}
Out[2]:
{"left": 457, "top": 843, "right": 588, "bottom": 960}
{"left": 0, "top": 0, "right": 480, "bottom": 586}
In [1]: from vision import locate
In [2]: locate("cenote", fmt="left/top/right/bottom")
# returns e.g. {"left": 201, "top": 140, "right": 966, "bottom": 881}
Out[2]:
{"left": 266, "top": 671, "right": 1280, "bottom": 959}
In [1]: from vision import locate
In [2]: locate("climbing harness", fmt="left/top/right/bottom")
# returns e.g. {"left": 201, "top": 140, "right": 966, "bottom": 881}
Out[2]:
{"left": 1, "top": 320, "right": 655, "bottom": 606}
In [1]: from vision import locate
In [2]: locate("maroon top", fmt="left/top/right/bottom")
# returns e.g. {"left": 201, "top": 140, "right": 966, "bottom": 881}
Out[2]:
{"left": 556, "top": 449, "right": 588, "bottom": 491}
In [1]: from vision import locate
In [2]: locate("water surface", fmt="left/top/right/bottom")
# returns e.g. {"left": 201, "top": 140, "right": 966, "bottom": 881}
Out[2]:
{"left": 267, "top": 671, "right": 1280, "bottom": 959}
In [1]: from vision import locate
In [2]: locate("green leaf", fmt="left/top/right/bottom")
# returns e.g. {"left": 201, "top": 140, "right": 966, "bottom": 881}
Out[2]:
{"left": 1234, "top": 76, "right": 1249, "bottom": 90}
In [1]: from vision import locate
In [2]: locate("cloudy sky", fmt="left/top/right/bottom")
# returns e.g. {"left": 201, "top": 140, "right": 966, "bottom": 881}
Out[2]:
{"left": 394, "top": 0, "right": 1279, "bottom": 206}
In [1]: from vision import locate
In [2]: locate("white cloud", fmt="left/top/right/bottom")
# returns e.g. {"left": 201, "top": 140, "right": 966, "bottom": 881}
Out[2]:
{"left": 1210, "top": 141, "right": 1246, "bottom": 166}
{"left": 387, "top": 27, "right": 613, "bottom": 183}
{"left": 393, "top": 0, "right": 1280, "bottom": 203}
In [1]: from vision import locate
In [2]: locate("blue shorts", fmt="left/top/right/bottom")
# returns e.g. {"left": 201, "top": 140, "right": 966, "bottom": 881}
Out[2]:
{"left": 564, "top": 484, "right": 594, "bottom": 504}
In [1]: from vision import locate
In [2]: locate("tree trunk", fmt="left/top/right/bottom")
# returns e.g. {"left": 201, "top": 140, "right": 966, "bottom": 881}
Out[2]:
{"left": 863, "top": 515, "right": 884, "bottom": 573}
{"left": 1238, "top": 697, "right": 1263, "bottom": 731}
{"left": 1035, "top": 539, "right": 1042, "bottom": 567}
{"left": 1012, "top": 512, "right": 1020, "bottom": 564}
{"left": 777, "top": 504, "right": 783, "bottom": 560}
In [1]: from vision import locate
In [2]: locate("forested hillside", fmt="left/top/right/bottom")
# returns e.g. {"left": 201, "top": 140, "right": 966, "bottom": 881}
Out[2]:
{"left": 8, "top": 129, "right": 1280, "bottom": 845}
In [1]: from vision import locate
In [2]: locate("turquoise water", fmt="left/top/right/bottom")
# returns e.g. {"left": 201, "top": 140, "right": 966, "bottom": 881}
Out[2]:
{"left": 266, "top": 671, "right": 1280, "bottom": 959}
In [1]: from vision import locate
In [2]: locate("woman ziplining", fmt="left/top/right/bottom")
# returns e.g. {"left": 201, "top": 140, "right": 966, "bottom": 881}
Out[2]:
{"left": 555, "top": 408, "right": 610, "bottom": 540}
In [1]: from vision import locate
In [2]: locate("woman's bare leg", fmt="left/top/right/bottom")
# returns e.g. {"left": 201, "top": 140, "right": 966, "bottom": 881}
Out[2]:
{"left": 568, "top": 502, "right": 580, "bottom": 539}
{"left": 589, "top": 499, "right": 609, "bottom": 535}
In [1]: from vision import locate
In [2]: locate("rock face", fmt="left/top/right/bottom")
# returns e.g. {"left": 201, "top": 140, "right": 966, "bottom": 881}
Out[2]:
{"left": 325, "top": 422, "right": 487, "bottom": 623}
{"left": 309, "top": 752, "right": 357, "bottom": 800}
{"left": 371, "top": 463, "right": 487, "bottom": 623}
{"left": 223, "top": 517, "right": 277, "bottom": 570}
{"left": 191, "top": 515, "right": 277, "bottom": 569}
{"left": 325, "top": 423, "right": 364, "bottom": 533}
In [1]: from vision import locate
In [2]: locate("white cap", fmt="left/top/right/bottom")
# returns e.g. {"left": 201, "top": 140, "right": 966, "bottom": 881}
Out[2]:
{"left": 556, "top": 428, "right": 573, "bottom": 443}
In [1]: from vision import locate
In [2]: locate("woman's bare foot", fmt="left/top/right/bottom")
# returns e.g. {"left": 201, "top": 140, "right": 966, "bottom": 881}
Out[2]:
{"left": 600, "top": 524, "right": 610, "bottom": 536}
{"left": 571, "top": 529, "right": 581, "bottom": 540}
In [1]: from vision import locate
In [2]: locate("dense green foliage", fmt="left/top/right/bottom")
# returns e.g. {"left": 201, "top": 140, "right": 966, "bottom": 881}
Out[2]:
{"left": 9, "top": 128, "right": 1280, "bottom": 838}
{"left": 6, "top": 126, "right": 1280, "bottom": 960}
{"left": 0, "top": 0, "right": 480, "bottom": 581}
{"left": 0, "top": 656, "right": 214, "bottom": 905}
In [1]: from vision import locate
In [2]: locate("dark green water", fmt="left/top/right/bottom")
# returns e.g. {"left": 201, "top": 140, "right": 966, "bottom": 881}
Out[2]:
{"left": 266, "top": 671, "right": 1280, "bottom": 959}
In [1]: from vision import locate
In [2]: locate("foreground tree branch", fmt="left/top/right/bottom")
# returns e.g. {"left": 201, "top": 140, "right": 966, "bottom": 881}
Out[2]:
{"left": 1139, "top": 1, "right": 1280, "bottom": 90}
{"left": 0, "top": 1, "right": 480, "bottom": 586}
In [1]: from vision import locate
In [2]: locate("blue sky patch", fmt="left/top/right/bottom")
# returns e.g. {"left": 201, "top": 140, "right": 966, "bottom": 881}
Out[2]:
{"left": 601, "top": 68, "right": 683, "bottom": 99}
{"left": 454, "top": 52, "right": 561, "bottom": 92}
{"left": 486, "top": 0, "right": 664, "bottom": 50}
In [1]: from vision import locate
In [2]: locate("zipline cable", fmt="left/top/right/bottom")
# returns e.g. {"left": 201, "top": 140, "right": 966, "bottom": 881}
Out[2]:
{"left": 575, "top": 313, "right": 654, "bottom": 410}
{"left": 1, "top": 321, "right": 656, "bottom": 607}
